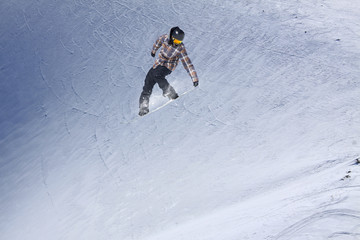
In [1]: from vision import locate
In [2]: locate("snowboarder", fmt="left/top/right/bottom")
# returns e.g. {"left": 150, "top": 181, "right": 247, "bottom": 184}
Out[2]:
{"left": 138, "top": 26, "right": 199, "bottom": 116}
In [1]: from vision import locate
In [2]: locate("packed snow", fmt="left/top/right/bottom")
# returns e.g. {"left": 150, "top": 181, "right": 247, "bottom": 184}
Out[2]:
{"left": 1, "top": 0, "right": 359, "bottom": 239}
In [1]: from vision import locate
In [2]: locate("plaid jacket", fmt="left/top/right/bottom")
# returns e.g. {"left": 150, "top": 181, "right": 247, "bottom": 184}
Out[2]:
{"left": 151, "top": 34, "right": 199, "bottom": 83}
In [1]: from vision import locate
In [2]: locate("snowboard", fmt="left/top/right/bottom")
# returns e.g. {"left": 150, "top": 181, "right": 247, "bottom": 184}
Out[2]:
{"left": 139, "top": 88, "right": 195, "bottom": 117}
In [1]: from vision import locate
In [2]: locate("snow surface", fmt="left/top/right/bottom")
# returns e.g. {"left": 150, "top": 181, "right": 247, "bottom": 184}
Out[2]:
{"left": 1, "top": 0, "right": 360, "bottom": 239}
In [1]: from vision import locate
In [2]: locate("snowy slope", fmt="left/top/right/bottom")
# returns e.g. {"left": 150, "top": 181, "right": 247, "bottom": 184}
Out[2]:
{"left": 1, "top": 0, "right": 360, "bottom": 239}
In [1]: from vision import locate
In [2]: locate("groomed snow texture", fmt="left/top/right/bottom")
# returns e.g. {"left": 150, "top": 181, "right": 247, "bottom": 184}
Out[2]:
{"left": 1, "top": 0, "right": 360, "bottom": 239}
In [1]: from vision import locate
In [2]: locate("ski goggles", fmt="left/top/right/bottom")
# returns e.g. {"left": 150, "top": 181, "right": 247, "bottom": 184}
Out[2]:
{"left": 172, "top": 37, "right": 182, "bottom": 45}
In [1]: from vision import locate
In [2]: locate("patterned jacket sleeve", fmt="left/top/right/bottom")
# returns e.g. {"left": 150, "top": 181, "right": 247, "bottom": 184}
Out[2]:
{"left": 151, "top": 34, "right": 166, "bottom": 55}
{"left": 180, "top": 46, "right": 199, "bottom": 83}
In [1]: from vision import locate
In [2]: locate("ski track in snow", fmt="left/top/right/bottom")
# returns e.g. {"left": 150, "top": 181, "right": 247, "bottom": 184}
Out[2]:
{"left": 273, "top": 209, "right": 360, "bottom": 240}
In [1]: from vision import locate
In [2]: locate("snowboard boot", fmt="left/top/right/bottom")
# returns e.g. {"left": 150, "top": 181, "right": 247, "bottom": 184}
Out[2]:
{"left": 163, "top": 86, "right": 179, "bottom": 100}
{"left": 139, "top": 97, "right": 150, "bottom": 116}
{"left": 139, "top": 107, "right": 149, "bottom": 116}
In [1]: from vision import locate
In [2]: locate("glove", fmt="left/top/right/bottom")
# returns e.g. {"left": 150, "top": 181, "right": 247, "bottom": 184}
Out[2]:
{"left": 151, "top": 52, "right": 156, "bottom": 58}
{"left": 193, "top": 81, "right": 199, "bottom": 87}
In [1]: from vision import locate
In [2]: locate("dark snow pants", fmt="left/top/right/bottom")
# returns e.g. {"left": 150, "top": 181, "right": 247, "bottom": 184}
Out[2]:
{"left": 139, "top": 65, "right": 176, "bottom": 108}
